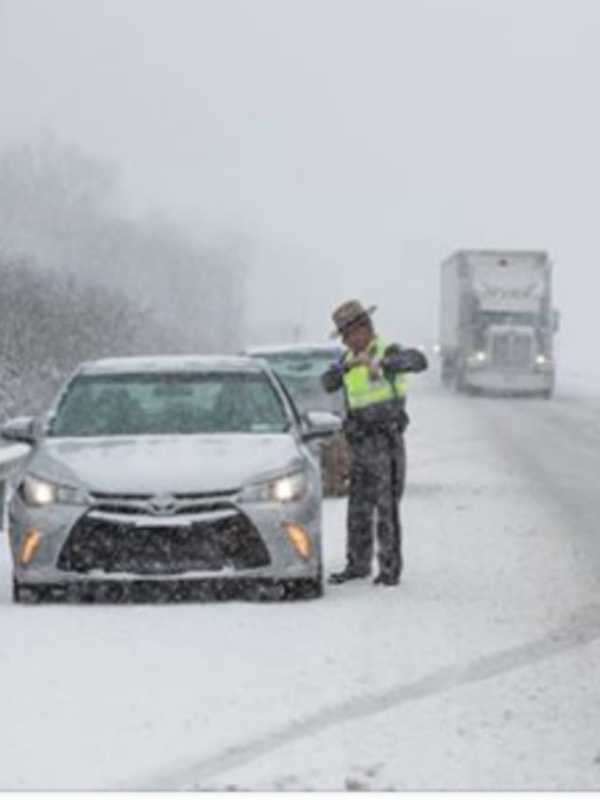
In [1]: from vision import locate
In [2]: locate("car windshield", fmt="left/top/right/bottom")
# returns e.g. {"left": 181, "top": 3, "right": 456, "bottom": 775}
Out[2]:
{"left": 256, "top": 350, "right": 345, "bottom": 415}
{"left": 48, "top": 371, "right": 290, "bottom": 436}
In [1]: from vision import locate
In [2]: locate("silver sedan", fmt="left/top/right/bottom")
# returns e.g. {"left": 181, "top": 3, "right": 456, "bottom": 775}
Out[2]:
{"left": 2, "top": 355, "right": 339, "bottom": 603}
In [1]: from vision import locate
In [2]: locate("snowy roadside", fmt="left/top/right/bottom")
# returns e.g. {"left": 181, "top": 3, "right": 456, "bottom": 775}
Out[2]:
{"left": 140, "top": 377, "right": 600, "bottom": 791}
{"left": 199, "top": 625, "right": 600, "bottom": 791}
{"left": 556, "top": 351, "right": 600, "bottom": 398}
{"left": 1, "top": 376, "right": 600, "bottom": 791}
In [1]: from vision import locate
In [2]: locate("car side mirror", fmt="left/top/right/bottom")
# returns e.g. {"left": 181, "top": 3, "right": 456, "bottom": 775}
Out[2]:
{"left": 1, "top": 416, "right": 40, "bottom": 444}
{"left": 301, "top": 411, "right": 342, "bottom": 442}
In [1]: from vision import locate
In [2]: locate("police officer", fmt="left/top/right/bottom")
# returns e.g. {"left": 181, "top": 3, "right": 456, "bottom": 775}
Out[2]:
{"left": 321, "top": 300, "right": 427, "bottom": 586}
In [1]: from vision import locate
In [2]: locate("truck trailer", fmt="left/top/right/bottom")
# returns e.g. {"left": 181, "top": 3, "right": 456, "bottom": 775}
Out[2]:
{"left": 439, "top": 250, "right": 559, "bottom": 397}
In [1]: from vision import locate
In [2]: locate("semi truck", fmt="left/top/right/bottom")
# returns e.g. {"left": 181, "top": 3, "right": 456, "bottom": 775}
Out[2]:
{"left": 439, "top": 250, "right": 559, "bottom": 397}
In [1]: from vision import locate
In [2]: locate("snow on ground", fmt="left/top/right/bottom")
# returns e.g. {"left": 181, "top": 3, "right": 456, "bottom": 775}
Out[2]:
{"left": 200, "top": 633, "right": 600, "bottom": 791}
{"left": 1, "top": 373, "right": 600, "bottom": 790}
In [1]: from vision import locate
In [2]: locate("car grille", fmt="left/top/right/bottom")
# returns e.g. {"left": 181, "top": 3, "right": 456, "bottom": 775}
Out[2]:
{"left": 57, "top": 507, "right": 271, "bottom": 575}
{"left": 490, "top": 331, "right": 533, "bottom": 369}
{"left": 87, "top": 490, "right": 239, "bottom": 516}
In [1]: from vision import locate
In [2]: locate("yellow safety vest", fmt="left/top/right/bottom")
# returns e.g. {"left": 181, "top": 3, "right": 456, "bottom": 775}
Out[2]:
{"left": 343, "top": 338, "right": 408, "bottom": 410}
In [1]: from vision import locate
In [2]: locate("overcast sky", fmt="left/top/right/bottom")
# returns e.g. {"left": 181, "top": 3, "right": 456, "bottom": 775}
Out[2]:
{"left": 1, "top": 0, "right": 599, "bottom": 355}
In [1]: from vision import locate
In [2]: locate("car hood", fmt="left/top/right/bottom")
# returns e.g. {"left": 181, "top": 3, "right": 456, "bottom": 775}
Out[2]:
{"left": 28, "top": 434, "right": 305, "bottom": 494}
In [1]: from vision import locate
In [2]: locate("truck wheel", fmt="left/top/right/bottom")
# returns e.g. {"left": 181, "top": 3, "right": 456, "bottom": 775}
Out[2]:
{"left": 441, "top": 357, "right": 455, "bottom": 386}
{"left": 455, "top": 367, "right": 467, "bottom": 393}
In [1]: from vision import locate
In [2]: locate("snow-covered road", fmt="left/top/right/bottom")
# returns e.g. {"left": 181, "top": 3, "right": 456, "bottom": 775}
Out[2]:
{"left": 1, "top": 373, "right": 600, "bottom": 791}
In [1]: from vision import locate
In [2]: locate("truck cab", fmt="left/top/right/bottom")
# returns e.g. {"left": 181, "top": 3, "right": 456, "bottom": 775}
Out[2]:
{"left": 439, "top": 250, "right": 559, "bottom": 397}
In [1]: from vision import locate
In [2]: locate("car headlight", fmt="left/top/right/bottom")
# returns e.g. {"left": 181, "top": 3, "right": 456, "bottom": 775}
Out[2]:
{"left": 21, "top": 475, "right": 89, "bottom": 507}
{"left": 239, "top": 470, "right": 308, "bottom": 504}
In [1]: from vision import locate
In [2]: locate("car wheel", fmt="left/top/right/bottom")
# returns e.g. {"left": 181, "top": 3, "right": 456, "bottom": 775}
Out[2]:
{"left": 285, "top": 577, "right": 323, "bottom": 600}
{"left": 284, "top": 564, "right": 324, "bottom": 600}
{"left": 12, "top": 578, "right": 43, "bottom": 604}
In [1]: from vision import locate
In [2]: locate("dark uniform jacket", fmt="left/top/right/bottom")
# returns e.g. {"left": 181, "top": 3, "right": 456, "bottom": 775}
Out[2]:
{"left": 321, "top": 342, "right": 428, "bottom": 443}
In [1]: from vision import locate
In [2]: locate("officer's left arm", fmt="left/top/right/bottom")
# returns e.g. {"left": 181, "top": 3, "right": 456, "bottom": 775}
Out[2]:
{"left": 381, "top": 343, "right": 428, "bottom": 374}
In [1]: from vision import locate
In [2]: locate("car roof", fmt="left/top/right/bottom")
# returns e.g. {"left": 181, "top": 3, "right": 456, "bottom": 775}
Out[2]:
{"left": 77, "top": 355, "right": 266, "bottom": 376}
{"left": 243, "top": 343, "right": 344, "bottom": 356}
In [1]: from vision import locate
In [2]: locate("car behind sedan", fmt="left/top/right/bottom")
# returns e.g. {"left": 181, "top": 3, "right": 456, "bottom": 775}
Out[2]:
{"left": 242, "top": 344, "right": 350, "bottom": 496}
{"left": 2, "top": 356, "right": 339, "bottom": 603}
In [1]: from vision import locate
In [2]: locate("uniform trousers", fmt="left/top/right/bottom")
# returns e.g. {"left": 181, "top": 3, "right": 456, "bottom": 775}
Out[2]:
{"left": 345, "top": 426, "right": 406, "bottom": 580}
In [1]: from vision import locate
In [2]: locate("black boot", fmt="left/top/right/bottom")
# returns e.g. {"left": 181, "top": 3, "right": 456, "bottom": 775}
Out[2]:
{"left": 329, "top": 567, "right": 370, "bottom": 585}
{"left": 373, "top": 573, "right": 400, "bottom": 586}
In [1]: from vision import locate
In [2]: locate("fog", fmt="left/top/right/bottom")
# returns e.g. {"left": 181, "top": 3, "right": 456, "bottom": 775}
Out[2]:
{"left": 1, "top": 0, "right": 599, "bottom": 361}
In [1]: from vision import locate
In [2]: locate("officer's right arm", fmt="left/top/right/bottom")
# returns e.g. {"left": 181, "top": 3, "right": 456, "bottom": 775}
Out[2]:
{"left": 321, "top": 361, "right": 345, "bottom": 393}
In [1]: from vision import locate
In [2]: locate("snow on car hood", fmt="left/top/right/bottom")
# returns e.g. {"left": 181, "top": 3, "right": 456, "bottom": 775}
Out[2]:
{"left": 28, "top": 434, "right": 305, "bottom": 494}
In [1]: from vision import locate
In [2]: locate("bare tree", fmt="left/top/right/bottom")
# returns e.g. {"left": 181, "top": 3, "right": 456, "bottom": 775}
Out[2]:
{"left": 0, "top": 255, "right": 180, "bottom": 418}
{"left": 0, "top": 137, "right": 248, "bottom": 354}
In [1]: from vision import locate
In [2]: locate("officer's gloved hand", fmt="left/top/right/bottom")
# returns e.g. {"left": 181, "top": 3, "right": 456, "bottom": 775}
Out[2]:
{"left": 382, "top": 352, "right": 413, "bottom": 373}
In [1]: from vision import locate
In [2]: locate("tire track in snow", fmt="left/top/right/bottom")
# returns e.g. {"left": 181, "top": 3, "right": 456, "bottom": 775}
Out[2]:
{"left": 128, "top": 602, "right": 600, "bottom": 790}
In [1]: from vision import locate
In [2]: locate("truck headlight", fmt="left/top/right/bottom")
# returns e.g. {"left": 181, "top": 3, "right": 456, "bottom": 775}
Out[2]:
{"left": 21, "top": 475, "right": 89, "bottom": 507}
{"left": 535, "top": 354, "right": 552, "bottom": 370}
{"left": 467, "top": 351, "right": 487, "bottom": 366}
{"left": 239, "top": 470, "right": 308, "bottom": 504}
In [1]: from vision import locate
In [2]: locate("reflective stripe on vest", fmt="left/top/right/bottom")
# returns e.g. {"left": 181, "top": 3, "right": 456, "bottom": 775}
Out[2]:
{"left": 343, "top": 338, "right": 408, "bottom": 410}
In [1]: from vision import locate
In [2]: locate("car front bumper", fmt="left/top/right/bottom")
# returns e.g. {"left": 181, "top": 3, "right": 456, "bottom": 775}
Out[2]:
{"left": 8, "top": 493, "right": 322, "bottom": 586}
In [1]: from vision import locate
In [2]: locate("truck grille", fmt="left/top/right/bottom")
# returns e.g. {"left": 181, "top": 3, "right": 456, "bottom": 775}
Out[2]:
{"left": 57, "top": 510, "right": 271, "bottom": 575}
{"left": 490, "top": 332, "right": 533, "bottom": 369}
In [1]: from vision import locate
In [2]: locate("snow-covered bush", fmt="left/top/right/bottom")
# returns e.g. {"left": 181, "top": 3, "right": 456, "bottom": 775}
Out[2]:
{"left": 0, "top": 255, "right": 181, "bottom": 418}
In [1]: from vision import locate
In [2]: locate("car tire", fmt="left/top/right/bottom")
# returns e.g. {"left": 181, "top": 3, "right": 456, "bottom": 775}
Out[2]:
{"left": 12, "top": 577, "right": 43, "bottom": 604}
{"left": 284, "top": 564, "right": 324, "bottom": 600}
{"left": 290, "top": 577, "right": 324, "bottom": 600}
{"left": 12, "top": 577, "right": 22, "bottom": 603}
